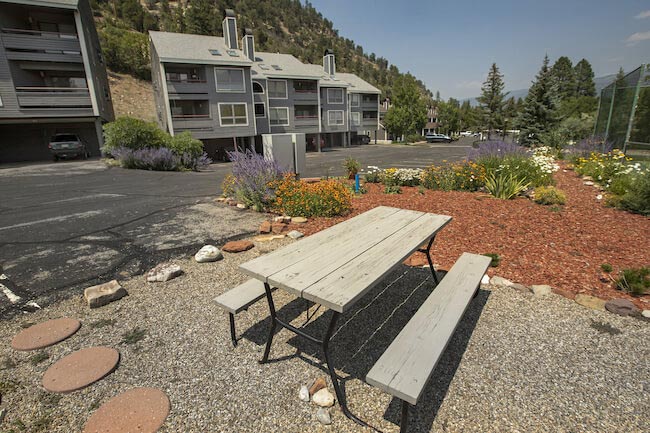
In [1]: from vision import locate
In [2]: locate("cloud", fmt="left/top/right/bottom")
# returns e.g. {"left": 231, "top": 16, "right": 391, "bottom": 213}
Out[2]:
{"left": 626, "top": 31, "right": 650, "bottom": 45}
{"left": 456, "top": 80, "right": 482, "bottom": 89}
{"left": 635, "top": 10, "right": 650, "bottom": 19}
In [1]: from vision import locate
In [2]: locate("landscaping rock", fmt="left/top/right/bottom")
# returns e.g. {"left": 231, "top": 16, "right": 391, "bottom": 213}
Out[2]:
{"left": 583, "top": 181, "right": 595, "bottom": 186}
{"left": 271, "top": 222, "right": 287, "bottom": 234}
{"left": 84, "top": 280, "right": 127, "bottom": 309}
{"left": 287, "top": 230, "right": 304, "bottom": 239}
{"left": 510, "top": 283, "right": 530, "bottom": 294}
{"left": 575, "top": 294, "right": 606, "bottom": 311}
{"left": 194, "top": 245, "right": 223, "bottom": 263}
{"left": 146, "top": 263, "right": 182, "bottom": 283}
{"left": 253, "top": 234, "right": 285, "bottom": 242}
{"left": 222, "top": 240, "right": 254, "bottom": 253}
{"left": 309, "top": 377, "right": 327, "bottom": 396}
{"left": 0, "top": 408, "right": 6, "bottom": 424}
{"left": 481, "top": 274, "right": 490, "bottom": 285}
{"left": 228, "top": 201, "right": 237, "bottom": 207}
{"left": 605, "top": 299, "right": 640, "bottom": 317}
{"left": 316, "top": 408, "right": 332, "bottom": 425}
{"left": 490, "top": 276, "right": 513, "bottom": 287}
{"left": 531, "top": 285, "right": 552, "bottom": 297}
{"left": 236, "top": 203, "right": 247, "bottom": 209}
{"left": 291, "top": 217, "right": 308, "bottom": 224}
{"left": 299, "top": 385, "right": 310, "bottom": 402}
{"left": 274, "top": 216, "right": 291, "bottom": 223}
{"left": 259, "top": 221, "right": 272, "bottom": 234}
{"left": 312, "top": 389, "right": 334, "bottom": 407}
{"left": 642, "top": 310, "right": 650, "bottom": 318}
{"left": 552, "top": 287, "right": 576, "bottom": 300}
{"left": 216, "top": 197, "right": 227, "bottom": 202}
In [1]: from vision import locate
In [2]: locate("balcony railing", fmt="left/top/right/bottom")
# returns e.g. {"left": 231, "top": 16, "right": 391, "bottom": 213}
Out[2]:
{"left": 1, "top": 27, "right": 80, "bottom": 53}
{"left": 15, "top": 87, "right": 91, "bottom": 109}
{"left": 171, "top": 114, "right": 210, "bottom": 119}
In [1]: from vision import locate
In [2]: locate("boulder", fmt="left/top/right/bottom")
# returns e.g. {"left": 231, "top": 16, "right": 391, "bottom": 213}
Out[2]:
{"left": 299, "top": 385, "right": 310, "bottom": 402}
{"left": 84, "top": 280, "right": 127, "bottom": 308}
{"left": 259, "top": 221, "right": 272, "bottom": 234}
{"left": 642, "top": 310, "right": 650, "bottom": 319}
{"left": 309, "top": 377, "right": 327, "bottom": 396}
{"left": 552, "top": 287, "right": 576, "bottom": 300}
{"left": 287, "top": 230, "right": 304, "bottom": 239}
{"left": 291, "top": 216, "right": 308, "bottom": 224}
{"left": 146, "top": 263, "right": 182, "bottom": 283}
{"left": 605, "top": 299, "right": 640, "bottom": 317}
{"left": 510, "top": 283, "right": 530, "bottom": 293}
{"left": 194, "top": 245, "right": 223, "bottom": 263}
{"left": 531, "top": 284, "right": 552, "bottom": 297}
{"left": 312, "top": 388, "right": 335, "bottom": 407}
{"left": 271, "top": 222, "right": 287, "bottom": 234}
{"left": 575, "top": 294, "right": 606, "bottom": 311}
{"left": 222, "top": 240, "right": 255, "bottom": 253}
{"left": 316, "top": 408, "right": 332, "bottom": 425}
{"left": 490, "top": 276, "right": 513, "bottom": 287}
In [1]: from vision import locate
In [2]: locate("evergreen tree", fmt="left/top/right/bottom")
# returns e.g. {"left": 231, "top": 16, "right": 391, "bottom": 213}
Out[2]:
{"left": 501, "top": 97, "right": 518, "bottom": 139}
{"left": 477, "top": 63, "right": 506, "bottom": 139}
{"left": 550, "top": 56, "right": 576, "bottom": 101}
{"left": 518, "top": 55, "right": 560, "bottom": 145}
{"left": 184, "top": 0, "right": 217, "bottom": 36}
{"left": 574, "top": 59, "right": 596, "bottom": 97}
{"left": 615, "top": 67, "right": 626, "bottom": 86}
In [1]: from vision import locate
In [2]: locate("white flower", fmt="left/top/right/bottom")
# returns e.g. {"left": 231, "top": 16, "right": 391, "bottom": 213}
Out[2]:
{"left": 596, "top": 194, "right": 603, "bottom": 200}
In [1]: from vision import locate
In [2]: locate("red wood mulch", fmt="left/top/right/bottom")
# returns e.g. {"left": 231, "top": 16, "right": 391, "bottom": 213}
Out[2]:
{"left": 287, "top": 167, "right": 650, "bottom": 310}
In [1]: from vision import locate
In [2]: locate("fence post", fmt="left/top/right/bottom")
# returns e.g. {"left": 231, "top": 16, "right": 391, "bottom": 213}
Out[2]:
{"left": 604, "top": 86, "right": 616, "bottom": 142}
{"left": 623, "top": 64, "right": 645, "bottom": 154}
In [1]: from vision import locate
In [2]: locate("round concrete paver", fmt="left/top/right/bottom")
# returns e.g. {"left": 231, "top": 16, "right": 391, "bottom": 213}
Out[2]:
{"left": 83, "top": 388, "right": 170, "bottom": 433}
{"left": 11, "top": 318, "right": 81, "bottom": 351}
{"left": 42, "top": 347, "right": 119, "bottom": 393}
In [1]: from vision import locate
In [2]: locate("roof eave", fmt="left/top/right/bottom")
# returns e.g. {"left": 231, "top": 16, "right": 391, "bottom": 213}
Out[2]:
{"left": 160, "top": 57, "right": 253, "bottom": 66}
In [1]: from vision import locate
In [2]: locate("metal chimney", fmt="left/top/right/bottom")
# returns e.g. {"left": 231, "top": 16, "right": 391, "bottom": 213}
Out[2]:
{"left": 242, "top": 28, "right": 255, "bottom": 61}
{"left": 323, "top": 49, "right": 335, "bottom": 76}
{"left": 222, "top": 9, "right": 238, "bottom": 50}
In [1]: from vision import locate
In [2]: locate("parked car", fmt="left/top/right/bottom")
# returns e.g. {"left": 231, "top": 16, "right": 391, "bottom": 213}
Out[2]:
{"left": 425, "top": 133, "right": 452, "bottom": 143}
{"left": 48, "top": 134, "right": 89, "bottom": 161}
{"left": 352, "top": 134, "right": 371, "bottom": 145}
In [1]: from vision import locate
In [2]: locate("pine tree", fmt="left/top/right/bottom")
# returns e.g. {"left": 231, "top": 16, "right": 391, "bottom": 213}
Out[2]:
{"left": 518, "top": 55, "right": 560, "bottom": 145}
{"left": 501, "top": 97, "right": 518, "bottom": 139}
{"left": 574, "top": 59, "right": 596, "bottom": 97}
{"left": 550, "top": 56, "right": 576, "bottom": 101}
{"left": 184, "top": 0, "right": 216, "bottom": 36}
{"left": 477, "top": 63, "right": 506, "bottom": 139}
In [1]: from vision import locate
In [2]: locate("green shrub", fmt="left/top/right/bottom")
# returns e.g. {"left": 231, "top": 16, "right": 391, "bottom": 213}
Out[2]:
{"left": 384, "top": 185, "right": 402, "bottom": 194}
{"left": 616, "top": 267, "right": 650, "bottom": 296}
{"left": 617, "top": 174, "right": 650, "bottom": 216}
{"left": 343, "top": 157, "right": 360, "bottom": 177}
{"left": 103, "top": 117, "right": 168, "bottom": 155}
{"left": 600, "top": 263, "right": 613, "bottom": 273}
{"left": 98, "top": 25, "right": 151, "bottom": 80}
{"left": 485, "top": 172, "right": 529, "bottom": 199}
{"left": 482, "top": 253, "right": 501, "bottom": 267}
{"left": 534, "top": 186, "right": 567, "bottom": 205}
{"left": 405, "top": 133, "right": 424, "bottom": 143}
{"left": 167, "top": 131, "right": 204, "bottom": 157}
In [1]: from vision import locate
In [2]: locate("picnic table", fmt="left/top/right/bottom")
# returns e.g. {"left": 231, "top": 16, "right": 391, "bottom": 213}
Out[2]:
{"left": 238, "top": 206, "right": 451, "bottom": 425}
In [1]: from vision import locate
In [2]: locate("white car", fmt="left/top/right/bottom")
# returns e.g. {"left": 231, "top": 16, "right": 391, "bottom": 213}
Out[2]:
{"left": 425, "top": 133, "right": 452, "bottom": 143}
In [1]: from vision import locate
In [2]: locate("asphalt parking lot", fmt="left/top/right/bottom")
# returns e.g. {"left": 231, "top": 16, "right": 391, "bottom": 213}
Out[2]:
{"left": 0, "top": 140, "right": 471, "bottom": 315}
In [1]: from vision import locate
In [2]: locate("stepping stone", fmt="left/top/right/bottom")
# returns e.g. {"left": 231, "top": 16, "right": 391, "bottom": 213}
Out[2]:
{"left": 42, "top": 347, "right": 119, "bottom": 393}
{"left": 11, "top": 318, "right": 81, "bottom": 351}
{"left": 83, "top": 388, "right": 170, "bottom": 433}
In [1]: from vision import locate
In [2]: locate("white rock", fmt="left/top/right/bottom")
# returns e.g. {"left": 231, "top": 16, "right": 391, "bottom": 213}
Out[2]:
{"left": 84, "top": 280, "right": 127, "bottom": 308}
{"left": 299, "top": 385, "right": 310, "bottom": 402}
{"left": 291, "top": 216, "right": 308, "bottom": 224}
{"left": 236, "top": 203, "right": 247, "bottom": 209}
{"left": 490, "top": 276, "right": 513, "bottom": 287}
{"left": 147, "top": 263, "right": 182, "bottom": 282}
{"left": 274, "top": 216, "right": 291, "bottom": 223}
{"left": 642, "top": 310, "right": 650, "bottom": 318}
{"left": 288, "top": 230, "right": 304, "bottom": 239}
{"left": 316, "top": 408, "right": 332, "bottom": 425}
{"left": 531, "top": 284, "right": 552, "bottom": 297}
{"left": 194, "top": 245, "right": 223, "bottom": 263}
{"left": 596, "top": 194, "right": 603, "bottom": 200}
{"left": 481, "top": 274, "right": 490, "bottom": 285}
{"left": 584, "top": 181, "right": 595, "bottom": 186}
{"left": 312, "top": 388, "right": 335, "bottom": 407}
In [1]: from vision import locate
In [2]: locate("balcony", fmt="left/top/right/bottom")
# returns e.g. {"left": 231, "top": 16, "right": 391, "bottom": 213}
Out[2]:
{"left": 1, "top": 28, "right": 82, "bottom": 62}
{"left": 292, "top": 89, "right": 318, "bottom": 102}
{"left": 15, "top": 87, "right": 92, "bottom": 109}
{"left": 166, "top": 79, "right": 209, "bottom": 94}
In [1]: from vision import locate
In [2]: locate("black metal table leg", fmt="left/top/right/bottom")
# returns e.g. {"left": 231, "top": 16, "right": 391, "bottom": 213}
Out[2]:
{"left": 400, "top": 400, "right": 410, "bottom": 433}
{"left": 229, "top": 313, "right": 238, "bottom": 347}
{"left": 419, "top": 235, "right": 439, "bottom": 285}
{"left": 259, "top": 282, "right": 277, "bottom": 364}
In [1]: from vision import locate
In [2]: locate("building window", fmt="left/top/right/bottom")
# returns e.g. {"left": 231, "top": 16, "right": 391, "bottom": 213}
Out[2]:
{"left": 327, "top": 88, "right": 344, "bottom": 104}
{"left": 252, "top": 81, "right": 264, "bottom": 93}
{"left": 293, "top": 80, "right": 317, "bottom": 93}
{"left": 0, "top": 96, "right": 3, "bottom": 107}
{"left": 351, "top": 112, "right": 361, "bottom": 126}
{"left": 268, "top": 80, "right": 288, "bottom": 99}
{"left": 219, "top": 103, "right": 248, "bottom": 125}
{"left": 328, "top": 110, "right": 344, "bottom": 126}
{"left": 362, "top": 94, "right": 378, "bottom": 103}
{"left": 363, "top": 111, "right": 378, "bottom": 120}
{"left": 171, "top": 100, "right": 210, "bottom": 118}
{"left": 295, "top": 105, "right": 318, "bottom": 119}
{"left": 167, "top": 67, "right": 205, "bottom": 83}
{"left": 214, "top": 68, "right": 245, "bottom": 92}
{"left": 269, "top": 107, "right": 289, "bottom": 126}
{"left": 350, "top": 93, "right": 360, "bottom": 107}
{"left": 255, "top": 103, "right": 265, "bottom": 118}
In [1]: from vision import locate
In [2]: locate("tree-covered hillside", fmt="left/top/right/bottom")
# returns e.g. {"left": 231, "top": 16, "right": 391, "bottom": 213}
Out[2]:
{"left": 92, "top": 0, "right": 432, "bottom": 99}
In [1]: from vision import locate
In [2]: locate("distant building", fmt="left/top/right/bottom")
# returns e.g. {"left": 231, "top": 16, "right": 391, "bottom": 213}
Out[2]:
{"left": 0, "top": 0, "right": 114, "bottom": 162}
{"left": 149, "top": 9, "right": 380, "bottom": 160}
{"left": 421, "top": 106, "right": 438, "bottom": 135}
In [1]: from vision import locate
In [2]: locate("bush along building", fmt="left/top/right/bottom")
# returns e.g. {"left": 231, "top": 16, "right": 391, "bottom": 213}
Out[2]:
{"left": 149, "top": 9, "right": 380, "bottom": 161}
{"left": 0, "top": 0, "right": 113, "bottom": 162}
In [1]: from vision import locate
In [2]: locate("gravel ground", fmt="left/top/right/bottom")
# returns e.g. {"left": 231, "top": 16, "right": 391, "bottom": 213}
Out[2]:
{"left": 0, "top": 228, "right": 648, "bottom": 432}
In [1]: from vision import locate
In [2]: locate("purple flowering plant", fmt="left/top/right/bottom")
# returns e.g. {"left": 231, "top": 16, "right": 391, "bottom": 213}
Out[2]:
{"left": 226, "top": 149, "right": 286, "bottom": 211}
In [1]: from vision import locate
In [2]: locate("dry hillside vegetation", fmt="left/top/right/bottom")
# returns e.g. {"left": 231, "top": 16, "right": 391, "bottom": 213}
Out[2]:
{"left": 108, "top": 71, "right": 155, "bottom": 121}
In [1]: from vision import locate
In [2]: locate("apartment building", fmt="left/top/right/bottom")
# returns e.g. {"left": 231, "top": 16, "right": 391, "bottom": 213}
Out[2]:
{"left": 149, "top": 9, "right": 380, "bottom": 160}
{"left": 0, "top": 0, "right": 113, "bottom": 162}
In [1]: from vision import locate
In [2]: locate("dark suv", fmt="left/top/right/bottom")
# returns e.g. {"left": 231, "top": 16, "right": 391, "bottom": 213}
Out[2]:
{"left": 48, "top": 134, "right": 89, "bottom": 161}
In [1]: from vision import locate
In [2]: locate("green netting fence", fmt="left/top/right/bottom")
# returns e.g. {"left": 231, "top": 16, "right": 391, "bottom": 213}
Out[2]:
{"left": 594, "top": 63, "right": 650, "bottom": 157}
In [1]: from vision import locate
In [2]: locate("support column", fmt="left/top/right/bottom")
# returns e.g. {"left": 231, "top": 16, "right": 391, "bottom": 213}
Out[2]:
{"left": 317, "top": 133, "right": 321, "bottom": 152}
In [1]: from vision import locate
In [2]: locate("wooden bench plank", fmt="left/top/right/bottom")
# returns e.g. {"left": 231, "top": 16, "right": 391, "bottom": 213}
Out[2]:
{"left": 365, "top": 253, "right": 491, "bottom": 405}
{"left": 267, "top": 209, "right": 427, "bottom": 297}
{"left": 213, "top": 279, "right": 269, "bottom": 314}
{"left": 303, "top": 213, "right": 451, "bottom": 312}
{"left": 239, "top": 206, "right": 401, "bottom": 285}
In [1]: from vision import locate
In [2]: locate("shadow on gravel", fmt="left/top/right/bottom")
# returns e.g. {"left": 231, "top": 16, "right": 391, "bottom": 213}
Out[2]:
{"left": 242, "top": 265, "right": 489, "bottom": 432}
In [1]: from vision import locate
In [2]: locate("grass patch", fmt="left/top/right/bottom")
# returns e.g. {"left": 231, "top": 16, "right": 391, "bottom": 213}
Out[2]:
{"left": 122, "top": 327, "right": 147, "bottom": 345}
{"left": 90, "top": 319, "right": 117, "bottom": 329}
{"left": 616, "top": 267, "right": 650, "bottom": 296}
{"left": 590, "top": 319, "right": 622, "bottom": 335}
{"left": 482, "top": 253, "right": 501, "bottom": 267}
{"left": 39, "top": 391, "right": 62, "bottom": 408}
{"left": 600, "top": 263, "right": 613, "bottom": 273}
{"left": 0, "top": 379, "right": 19, "bottom": 394}
{"left": 29, "top": 352, "right": 49, "bottom": 366}
{"left": 0, "top": 355, "right": 17, "bottom": 370}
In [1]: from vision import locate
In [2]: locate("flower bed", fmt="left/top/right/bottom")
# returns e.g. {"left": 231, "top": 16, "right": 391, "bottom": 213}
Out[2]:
{"left": 286, "top": 166, "right": 650, "bottom": 309}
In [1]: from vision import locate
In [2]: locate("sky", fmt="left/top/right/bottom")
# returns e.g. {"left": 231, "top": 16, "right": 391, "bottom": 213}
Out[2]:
{"left": 304, "top": 0, "right": 650, "bottom": 99}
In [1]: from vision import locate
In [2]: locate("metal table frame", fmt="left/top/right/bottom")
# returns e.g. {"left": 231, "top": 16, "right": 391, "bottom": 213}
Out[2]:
{"left": 257, "top": 233, "right": 440, "bottom": 428}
